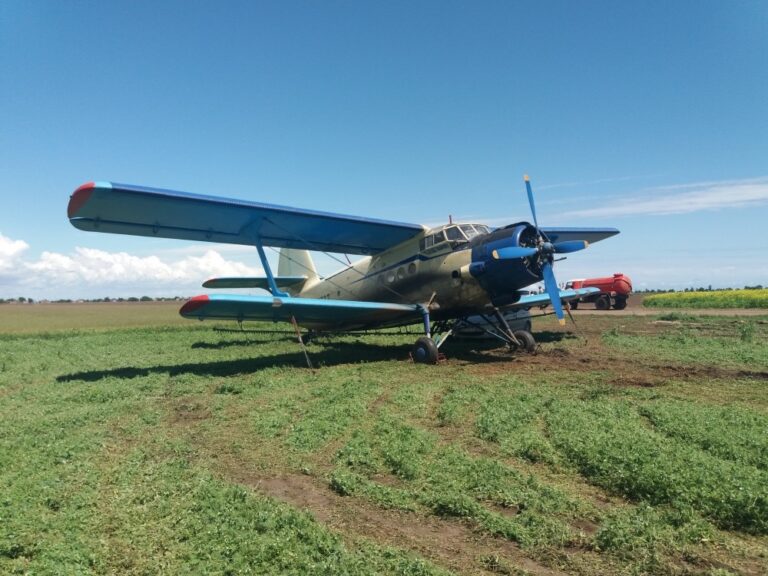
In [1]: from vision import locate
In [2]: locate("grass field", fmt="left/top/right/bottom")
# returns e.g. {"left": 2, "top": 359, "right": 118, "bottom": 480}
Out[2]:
{"left": 1, "top": 304, "right": 767, "bottom": 575}
{"left": 643, "top": 289, "right": 768, "bottom": 309}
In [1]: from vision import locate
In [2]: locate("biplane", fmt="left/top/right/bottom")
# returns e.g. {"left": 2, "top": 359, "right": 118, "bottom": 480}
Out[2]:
{"left": 67, "top": 176, "right": 618, "bottom": 363}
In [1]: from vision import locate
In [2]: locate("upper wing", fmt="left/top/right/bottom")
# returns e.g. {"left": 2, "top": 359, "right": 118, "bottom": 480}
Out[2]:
{"left": 539, "top": 227, "right": 619, "bottom": 244}
{"left": 179, "top": 294, "right": 422, "bottom": 331}
{"left": 506, "top": 287, "right": 600, "bottom": 309}
{"left": 68, "top": 182, "right": 425, "bottom": 255}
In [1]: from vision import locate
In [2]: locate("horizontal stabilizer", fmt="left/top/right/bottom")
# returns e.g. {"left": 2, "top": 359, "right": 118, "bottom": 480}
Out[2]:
{"left": 179, "top": 294, "right": 421, "bottom": 331}
{"left": 202, "top": 276, "right": 307, "bottom": 290}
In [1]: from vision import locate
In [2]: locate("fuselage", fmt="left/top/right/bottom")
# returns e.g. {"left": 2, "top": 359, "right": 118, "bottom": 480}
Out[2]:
{"left": 296, "top": 221, "right": 542, "bottom": 321}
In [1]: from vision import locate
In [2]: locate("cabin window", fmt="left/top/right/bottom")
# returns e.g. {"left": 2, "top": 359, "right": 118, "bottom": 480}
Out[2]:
{"left": 420, "top": 230, "right": 448, "bottom": 251}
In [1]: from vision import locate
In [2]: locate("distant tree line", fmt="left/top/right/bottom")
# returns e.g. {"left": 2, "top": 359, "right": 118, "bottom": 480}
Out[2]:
{"left": 0, "top": 296, "right": 187, "bottom": 304}
{"left": 635, "top": 285, "right": 763, "bottom": 294}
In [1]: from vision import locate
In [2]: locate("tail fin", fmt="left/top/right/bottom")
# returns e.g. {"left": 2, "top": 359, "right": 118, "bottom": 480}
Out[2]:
{"left": 278, "top": 248, "right": 318, "bottom": 282}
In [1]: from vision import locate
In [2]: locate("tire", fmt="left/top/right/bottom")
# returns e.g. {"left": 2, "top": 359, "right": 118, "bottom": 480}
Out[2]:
{"left": 595, "top": 295, "right": 610, "bottom": 311}
{"left": 513, "top": 329, "right": 536, "bottom": 353}
{"left": 570, "top": 301, "right": 579, "bottom": 310}
{"left": 613, "top": 297, "right": 627, "bottom": 310}
{"left": 412, "top": 336, "right": 439, "bottom": 364}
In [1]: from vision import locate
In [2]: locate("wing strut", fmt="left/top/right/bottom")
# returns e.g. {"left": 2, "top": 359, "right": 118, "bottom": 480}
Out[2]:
{"left": 254, "top": 234, "right": 288, "bottom": 297}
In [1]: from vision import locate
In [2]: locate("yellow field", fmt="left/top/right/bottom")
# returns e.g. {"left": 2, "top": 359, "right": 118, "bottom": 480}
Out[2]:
{"left": 643, "top": 288, "right": 768, "bottom": 309}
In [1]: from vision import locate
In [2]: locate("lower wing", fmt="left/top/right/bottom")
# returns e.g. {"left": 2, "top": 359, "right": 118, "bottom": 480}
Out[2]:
{"left": 508, "top": 287, "right": 600, "bottom": 309}
{"left": 180, "top": 294, "right": 422, "bottom": 331}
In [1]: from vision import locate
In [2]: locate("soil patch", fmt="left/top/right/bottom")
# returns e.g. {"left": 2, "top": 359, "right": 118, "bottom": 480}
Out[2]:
{"left": 241, "top": 471, "right": 568, "bottom": 576}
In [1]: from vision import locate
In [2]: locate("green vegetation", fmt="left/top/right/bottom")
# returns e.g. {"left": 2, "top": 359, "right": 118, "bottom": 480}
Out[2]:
{"left": 1, "top": 306, "right": 767, "bottom": 574}
{"left": 644, "top": 288, "right": 768, "bottom": 308}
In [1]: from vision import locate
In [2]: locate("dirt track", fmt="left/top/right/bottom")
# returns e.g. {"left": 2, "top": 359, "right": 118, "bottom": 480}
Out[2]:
{"left": 570, "top": 294, "right": 767, "bottom": 316}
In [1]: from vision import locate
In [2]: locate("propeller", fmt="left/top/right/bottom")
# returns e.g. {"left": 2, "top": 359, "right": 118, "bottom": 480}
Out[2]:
{"left": 491, "top": 246, "right": 538, "bottom": 260}
{"left": 494, "top": 175, "right": 589, "bottom": 325}
{"left": 526, "top": 175, "right": 567, "bottom": 325}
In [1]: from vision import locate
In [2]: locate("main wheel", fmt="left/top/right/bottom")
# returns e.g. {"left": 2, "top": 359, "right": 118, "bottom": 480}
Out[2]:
{"left": 513, "top": 330, "right": 536, "bottom": 353}
{"left": 613, "top": 297, "right": 627, "bottom": 310}
{"left": 595, "top": 295, "right": 610, "bottom": 311}
{"left": 412, "top": 336, "right": 439, "bottom": 364}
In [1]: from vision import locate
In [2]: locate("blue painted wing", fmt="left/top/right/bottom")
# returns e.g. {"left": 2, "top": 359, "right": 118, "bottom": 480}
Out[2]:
{"left": 539, "top": 227, "right": 619, "bottom": 244}
{"left": 202, "top": 276, "right": 307, "bottom": 290}
{"left": 507, "top": 287, "right": 600, "bottom": 309}
{"left": 68, "top": 182, "right": 425, "bottom": 255}
{"left": 180, "top": 294, "right": 422, "bottom": 331}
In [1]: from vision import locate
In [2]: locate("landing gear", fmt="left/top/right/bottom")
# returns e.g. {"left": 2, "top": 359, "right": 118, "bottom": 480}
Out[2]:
{"left": 513, "top": 329, "right": 536, "bottom": 353}
{"left": 412, "top": 336, "right": 439, "bottom": 364}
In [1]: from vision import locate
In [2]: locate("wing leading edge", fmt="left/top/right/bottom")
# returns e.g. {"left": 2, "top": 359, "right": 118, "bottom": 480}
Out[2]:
{"left": 68, "top": 182, "right": 425, "bottom": 255}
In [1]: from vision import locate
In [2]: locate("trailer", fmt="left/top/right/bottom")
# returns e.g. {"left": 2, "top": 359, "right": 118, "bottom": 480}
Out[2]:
{"left": 564, "top": 273, "right": 633, "bottom": 310}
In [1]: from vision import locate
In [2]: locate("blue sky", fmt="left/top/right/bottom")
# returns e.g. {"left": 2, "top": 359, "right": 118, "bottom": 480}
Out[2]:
{"left": 1, "top": 1, "right": 767, "bottom": 299}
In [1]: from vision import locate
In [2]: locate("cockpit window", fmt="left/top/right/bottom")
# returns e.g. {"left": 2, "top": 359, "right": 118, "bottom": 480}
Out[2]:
{"left": 444, "top": 226, "right": 464, "bottom": 241}
{"left": 420, "top": 224, "right": 490, "bottom": 251}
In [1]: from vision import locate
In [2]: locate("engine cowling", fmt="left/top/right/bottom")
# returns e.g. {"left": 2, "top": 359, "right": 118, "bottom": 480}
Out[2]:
{"left": 469, "top": 222, "right": 542, "bottom": 307}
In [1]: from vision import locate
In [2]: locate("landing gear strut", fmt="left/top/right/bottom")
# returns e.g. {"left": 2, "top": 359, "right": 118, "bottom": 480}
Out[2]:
{"left": 411, "top": 307, "right": 453, "bottom": 364}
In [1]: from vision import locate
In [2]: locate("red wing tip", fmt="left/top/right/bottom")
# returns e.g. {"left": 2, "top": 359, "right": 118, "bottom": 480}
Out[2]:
{"left": 75, "top": 181, "right": 96, "bottom": 193}
{"left": 67, "top": 182, "right": 96, "bottom": 219}
{"left": 180, "top": 294, "right": 210, "bottom": 316}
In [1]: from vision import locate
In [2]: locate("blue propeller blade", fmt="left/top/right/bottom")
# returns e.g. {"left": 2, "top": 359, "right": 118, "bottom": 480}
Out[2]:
{"left": 541, "top": 260, "right": 565, "bottom": 326}
{"left": 491, "top": 246, "right": 538, "bottom": 260}
{"left": 524, "top": 175, "right": 540, "bottom": 231}
{"left": 553, "top": 240, "right": 589, "bottom": 254}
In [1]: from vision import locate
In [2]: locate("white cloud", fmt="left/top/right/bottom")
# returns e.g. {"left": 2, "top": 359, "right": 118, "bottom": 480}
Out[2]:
{"left": 564, "top": 177, "right": 768, "bottom": 219}
{"left": 0, "top": 234, "right": 263, "bottom": 299}
{"left": 0, "top": 233, "right": 29, "bottom": 270}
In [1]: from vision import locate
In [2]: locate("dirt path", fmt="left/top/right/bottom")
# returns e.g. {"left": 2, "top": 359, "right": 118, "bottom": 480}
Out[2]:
{"left": 571, "top": 294, "right": 767, "bottom": 316}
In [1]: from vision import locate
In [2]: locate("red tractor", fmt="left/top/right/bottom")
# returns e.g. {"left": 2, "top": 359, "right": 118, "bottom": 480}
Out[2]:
{"left": 565, "top": 273, "right": 633, "bottom": 310}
